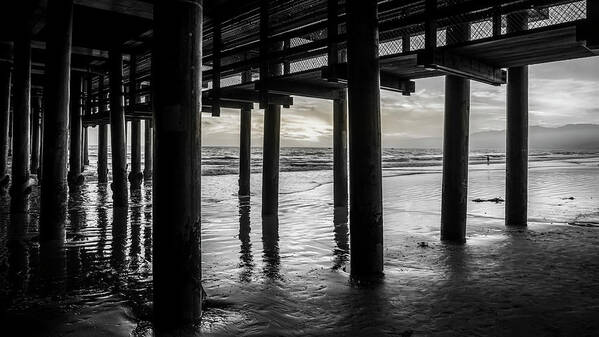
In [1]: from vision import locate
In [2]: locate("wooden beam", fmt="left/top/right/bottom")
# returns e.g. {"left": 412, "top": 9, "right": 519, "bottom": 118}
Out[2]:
{"left": 73, "top": 0, "right": 152, "bottom": 20}
{"left": 204, "top": 88, "right": 293, "bottom": 107}
{"left": 32, "top": 40, "right": 110, "bottom": 59}
{"left": 323, "top": 64, "right": 416, "bottom": 95}
{"left": 417, "top": 50, "right": 506, "bottom": 86}
{"left": 203, "top": 98, "right": 255, "bottom": 110}
{"left": 255, "top": 79, "right": 343, "bottom": 100}
{"left": 201, "top": 102, "right": 253, "bottom": 113}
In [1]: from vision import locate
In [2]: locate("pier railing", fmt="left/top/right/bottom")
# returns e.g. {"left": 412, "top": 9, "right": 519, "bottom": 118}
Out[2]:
{"left": 80, "top": 0, "right": 591, "bottom": 124}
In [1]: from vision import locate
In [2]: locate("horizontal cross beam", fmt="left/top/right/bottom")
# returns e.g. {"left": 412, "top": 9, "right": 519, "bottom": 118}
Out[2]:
{"left": 254, "top": 79, "right": 344, "bottom": 100}
{"left": 203, "top": 88, "right": 293, "bottom": 107}
{"left": 416, "top": 50, "right": 507, "bottom": 86}
{"left": 323, "top": 64, "right": 416, "bottom": 96}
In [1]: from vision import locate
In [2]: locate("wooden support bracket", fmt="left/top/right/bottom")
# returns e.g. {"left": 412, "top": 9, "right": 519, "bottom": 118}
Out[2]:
{"left": 201, "top": 102, "right": 253, "bottom": 114}
{"left": 323, "top": 64, "right": 416, "bottom": 96}
{"left": 416, "top": 50, "right": 506, "bottom": 86}
{"left": 204, "top": 89, "right": 293, "bottom": 108}
{"left": 255, "top": 79, "right": 343, "bottom": 100}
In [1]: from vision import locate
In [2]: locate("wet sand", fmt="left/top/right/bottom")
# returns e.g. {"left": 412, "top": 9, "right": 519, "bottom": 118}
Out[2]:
{"left": 1, "top": 156, "right": 599, "bottom": 336}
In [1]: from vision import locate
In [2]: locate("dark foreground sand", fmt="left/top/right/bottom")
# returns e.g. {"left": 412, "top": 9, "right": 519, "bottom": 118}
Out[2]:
{"left": 1, "top": 160, "right": 599, "bottom": 336}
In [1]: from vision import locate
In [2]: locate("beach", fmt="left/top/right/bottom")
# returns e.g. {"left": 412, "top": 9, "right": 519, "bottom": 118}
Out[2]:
{"left": 1, "top": 147, "right": 599, "bottom": 336}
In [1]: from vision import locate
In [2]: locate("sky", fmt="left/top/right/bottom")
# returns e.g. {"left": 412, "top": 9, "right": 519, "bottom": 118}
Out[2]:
{"left": 87, "top": 56, "right": 599, "bottom": 148}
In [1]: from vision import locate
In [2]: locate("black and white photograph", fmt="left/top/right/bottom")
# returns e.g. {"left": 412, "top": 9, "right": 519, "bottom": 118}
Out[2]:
{"left": 0, "top": 0, "right": 598, "bottom": 336}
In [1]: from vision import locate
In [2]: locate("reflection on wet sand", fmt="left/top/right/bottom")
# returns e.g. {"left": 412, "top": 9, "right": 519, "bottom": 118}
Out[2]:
{"left": 238, "top": 197, "right": 254, "bottom": 283}
{"left": 8, "top": 211, "right": 30, "bottom": 296}
{"left": 38, "top": 234, "right": 66, "bottom": 297}
{"left": 66, "top": 188, "right": 85, "bottom": 290}
{"left": 143, "top": 182, "right": 152, "bottom": 263}
{"left": 111, "top": 206, "right": 129, "bottom": 285}
{"left": 261, "top": 215, "right": 280, "bottom": 281}
{"left": 333, "top": 206, "right": 349, "bottom": 271}
{"left": 2, "top": 153, "right": 599, "bottom": 336}
{"left": 129, "top": 190, "right": 143, "bottom": 272}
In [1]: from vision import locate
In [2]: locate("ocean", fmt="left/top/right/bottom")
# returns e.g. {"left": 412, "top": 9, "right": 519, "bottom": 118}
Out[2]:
{"left": 1, "top": 146, "right": 599, "bottom": 336}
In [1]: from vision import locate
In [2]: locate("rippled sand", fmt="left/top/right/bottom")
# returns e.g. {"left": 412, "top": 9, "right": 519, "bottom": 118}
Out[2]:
{"left": 1, "top": 156, "right": 599, "bottom": 336}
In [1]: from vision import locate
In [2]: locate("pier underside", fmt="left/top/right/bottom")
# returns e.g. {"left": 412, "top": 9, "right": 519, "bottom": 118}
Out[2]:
{"left": 0, "top": 0, "right": 597, "bottom": 334}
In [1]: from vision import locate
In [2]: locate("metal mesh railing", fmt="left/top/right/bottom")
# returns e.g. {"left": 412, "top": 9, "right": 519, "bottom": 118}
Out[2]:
{"left": 442, "top": 0, "right": 586, "bottom": 46}
{"left": 290, "top": 54, "right": 327, "bottom": 73}
{"left": 221, "top": 75, "right": 243, "bottom": 87}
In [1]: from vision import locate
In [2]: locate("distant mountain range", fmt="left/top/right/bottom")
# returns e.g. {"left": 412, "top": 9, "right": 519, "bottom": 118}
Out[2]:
{"left": 398, "top": 124, "right": 599, "bottom": 150}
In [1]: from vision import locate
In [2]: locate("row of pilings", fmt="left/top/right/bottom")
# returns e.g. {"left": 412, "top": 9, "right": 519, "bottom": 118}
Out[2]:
{"left": 0, "top": 0, "right": 530, "bottom": 333}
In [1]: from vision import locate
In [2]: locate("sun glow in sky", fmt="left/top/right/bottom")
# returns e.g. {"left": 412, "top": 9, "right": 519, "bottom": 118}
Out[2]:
{"left": 88, "top": 57, "right": 599, "bottom": 148}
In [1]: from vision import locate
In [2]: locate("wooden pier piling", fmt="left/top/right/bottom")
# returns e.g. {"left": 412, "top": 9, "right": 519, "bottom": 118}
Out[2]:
{"left": 333, "top": 93, "right": 348, "bottom": 208}
{"left": 440, "top": 20, "right": 471, "bottom": 244}
{"left": 128, "top": 55, "right": 142, "bottom": 189}
{"left": 239, "top": 70, "right": 252, "bottom": 197}
{"left": 39, "top": 0, "right": 73, "bottom": 242}
{"left": 68, "top": 72, "right": 83, "bottom": 187}
{"left": 261, "top": 41, "right": 284, "bottom": 218}
{"left": 30, "top": 95, "right": 41, "bottom": 176}
{"left": 152, "top": 0, "right": 204, "bottom": 330}
{"left": 83, "top": 76, "right": 92, "bottom": 167}
{"left": 130, "top": 120, "right": 142, "bottom": 188}
{"left": 506, "top": 14, "right": 529, "bottom": 227}
{"left": 109, "top": 49, "right": 128, "bottom": 206}
{"left": 346, "top": 0, "right": 384, "bottom": 278}
{"left": 143, "top": 120, "right": 152, "bottom": 181}
{"left": 11, "top": 19, "right": 33, "bottom": 200}
{"left": 97, "top": 75, "right": 108, "bottom": 183}
{"left": 0, "top": 63, "right": 11, "bottom": 189}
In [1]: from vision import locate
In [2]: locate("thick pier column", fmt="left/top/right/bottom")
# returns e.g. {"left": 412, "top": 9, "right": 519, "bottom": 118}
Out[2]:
{"left": 11, "top": 20, "right": 33, "bottom": 199}
{"left": 333, "top": 92, "right": 348, "bottom": 208}
{"left": 440, "top": 17, "right": 471, "bottom": 243}
{"left": 261, "top": 43, "right": 284, "bottom": 218}
{"left": 239, "top": 70, "right": 252, "bottom": 196}
{"left": 440, "top": 75, "right": 470, "bottom": 243}
{"left": 0, "top": 64, "right": 11, "bottom": 189}
{"left": 30, "top": 95, "right": 41, "bottom": 176}
{"left": 67, "top": 73, "right": 83, "bottom": 187}
{"left": 506, "top": 15, "right": 529, "bottom": 227}
{"left": 346, "top": 0, "right": 383, "bottom": 278}
{"left": 109, "top": 50, "right": 128, "bottom": 206}
{"left": 40, "top": 0, "right": 74, "bottom": 242}
{"left": 152, "top": 0, "right": 203, "bottom": 330}
{"left": 97, "top": 75, "right": 108, "bottom": 183}
{"left": 143, "top": 120, "right": 152, "bottom": 180}
{"left": 128, "top": 56, "right": 142, "bottom": 189}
